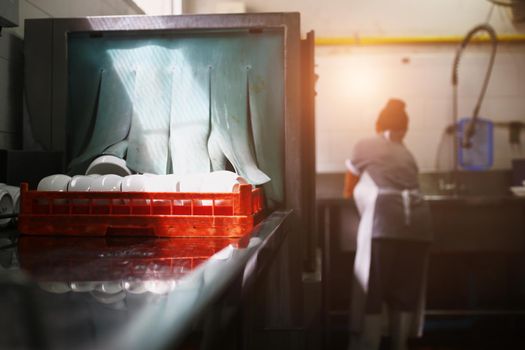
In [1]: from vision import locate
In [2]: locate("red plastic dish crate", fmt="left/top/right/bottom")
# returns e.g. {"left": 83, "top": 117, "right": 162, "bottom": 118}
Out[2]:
{"left": 18, "top": 183, "right": 265, "bottom": 237}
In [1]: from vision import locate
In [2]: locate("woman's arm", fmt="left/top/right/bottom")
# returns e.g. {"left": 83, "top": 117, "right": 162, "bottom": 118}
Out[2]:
{"left": 343, "top": 171, "right": 359, "bottom": 199}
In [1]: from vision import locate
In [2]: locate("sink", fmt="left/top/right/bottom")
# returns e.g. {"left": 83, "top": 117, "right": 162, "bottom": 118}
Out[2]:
{"left": 419, "top": 170, "right": 513, "bottom": 198}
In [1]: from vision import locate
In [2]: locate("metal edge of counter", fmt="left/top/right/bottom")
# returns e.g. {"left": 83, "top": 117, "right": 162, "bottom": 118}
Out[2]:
{"left": 107, "top": 210, "right": 293, "bottom": 350}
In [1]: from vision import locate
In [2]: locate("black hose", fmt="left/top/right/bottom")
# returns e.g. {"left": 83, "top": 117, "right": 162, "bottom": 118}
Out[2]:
{"left": 451, "top": 24, "right": 498, "bottom": 152}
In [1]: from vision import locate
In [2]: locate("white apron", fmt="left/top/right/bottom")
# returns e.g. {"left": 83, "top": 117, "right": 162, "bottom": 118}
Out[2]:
{"left": 349, "top": 171, "right": 429, "bottom": 337}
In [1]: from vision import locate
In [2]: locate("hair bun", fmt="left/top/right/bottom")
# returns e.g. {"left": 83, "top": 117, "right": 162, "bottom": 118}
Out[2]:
{"left": 385, "top": 99, "right": 405, "bottom": 111}
{"left": 376, "top": 98, "right": 408, "bottom": 132}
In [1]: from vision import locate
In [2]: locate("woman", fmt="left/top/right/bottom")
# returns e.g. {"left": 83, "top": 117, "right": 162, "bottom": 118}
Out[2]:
{"left": 343, "top": 99, "right": 433, "bottom": 350}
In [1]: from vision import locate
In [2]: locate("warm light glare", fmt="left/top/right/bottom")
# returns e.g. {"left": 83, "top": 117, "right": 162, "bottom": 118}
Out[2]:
{"left": 345, "top": 63, "right": 382, "bottom": 99}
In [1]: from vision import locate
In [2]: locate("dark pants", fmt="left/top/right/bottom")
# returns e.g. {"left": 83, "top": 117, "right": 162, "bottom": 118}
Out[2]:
{"left": 366, "top": 239, "right": 430, "bottom": 313}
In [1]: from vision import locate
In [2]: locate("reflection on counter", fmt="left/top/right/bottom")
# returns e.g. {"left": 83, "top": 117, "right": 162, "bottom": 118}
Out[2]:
{"left": 0, "top": 211, "right": 292, "bottom": 350}
{"left": 17, "top": 236, "right": 250, "bottom": 301}
{"left": 2, "top": 235, "right": 253, "bottom": 349}
{"left": 18, "top": 236, "right": 248, "bottom": 285}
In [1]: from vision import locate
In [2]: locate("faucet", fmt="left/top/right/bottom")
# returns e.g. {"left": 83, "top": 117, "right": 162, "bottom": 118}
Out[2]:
{"left": 450, "top": 24, "right": 498, "bottom": 193}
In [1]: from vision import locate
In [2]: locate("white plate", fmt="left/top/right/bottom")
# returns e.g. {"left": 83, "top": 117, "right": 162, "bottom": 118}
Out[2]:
{"left": 510, "top": 186, "right": 525, "bottom": 196}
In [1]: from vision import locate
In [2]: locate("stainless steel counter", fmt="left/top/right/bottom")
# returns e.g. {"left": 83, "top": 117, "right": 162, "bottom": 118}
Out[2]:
{"left": 317, "top": 193, "right": 525, "bottom": 252}
{"left": 0, "top": 211, "right": 292, "bottom": 350}
{"left": 423, "top": 194, "right": 525, "bottom": 204}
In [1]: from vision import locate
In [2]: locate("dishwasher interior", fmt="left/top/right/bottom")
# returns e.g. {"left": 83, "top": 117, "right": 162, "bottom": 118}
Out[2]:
{"left": 23, "top": 13, "right": 315, "bottom": 242}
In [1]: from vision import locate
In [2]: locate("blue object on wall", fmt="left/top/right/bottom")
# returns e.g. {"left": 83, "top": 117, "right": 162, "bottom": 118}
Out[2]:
{"left": 457, "top": 117, "right": 494, "bottom": 171}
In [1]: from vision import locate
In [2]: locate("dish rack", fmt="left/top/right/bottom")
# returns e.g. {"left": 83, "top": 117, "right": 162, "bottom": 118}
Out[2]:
{"left": 18, "top": 183, "right": 265, "bottom": 237}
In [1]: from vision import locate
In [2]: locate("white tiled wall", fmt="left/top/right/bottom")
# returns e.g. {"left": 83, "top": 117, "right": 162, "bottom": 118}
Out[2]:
{"left": 132, "top": 0, "right": 183, "bottom": 15}
{"left": 185, "top": 0, "right": 525, "bottom": 36}
{"left": 183, "top": 0, "right": 525, "bottom": 174}
{"left": 315, "top": 44, "right": 525, "bottom": 173}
